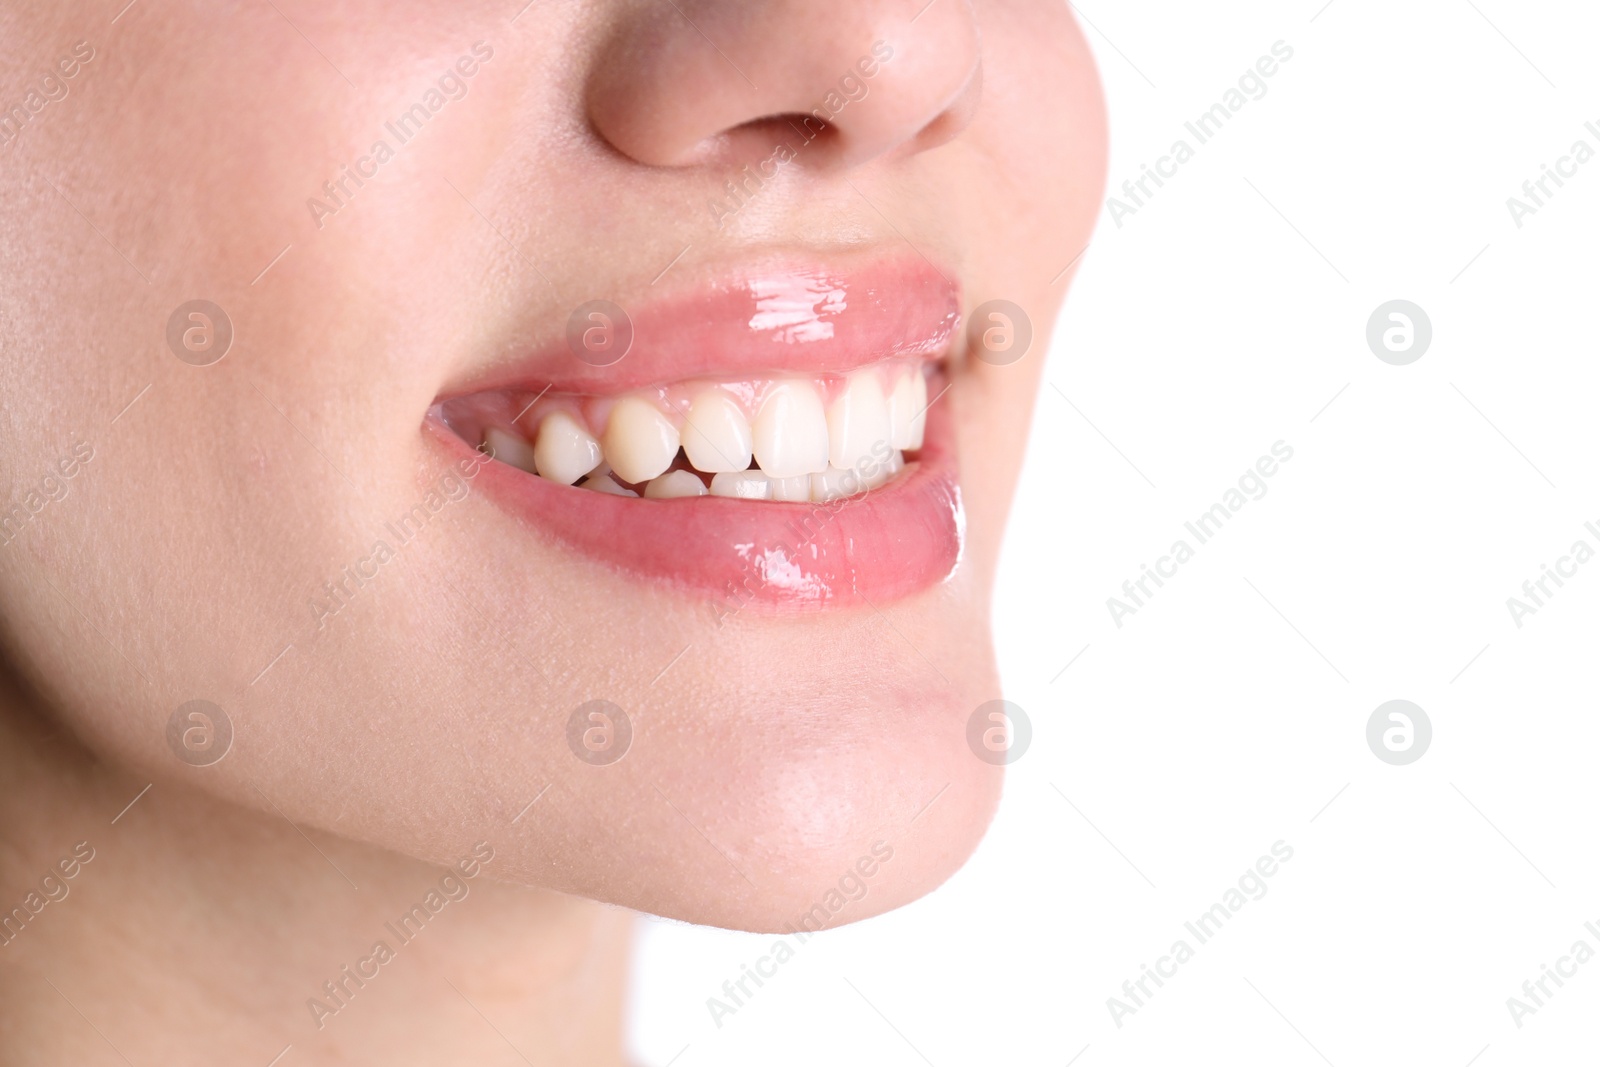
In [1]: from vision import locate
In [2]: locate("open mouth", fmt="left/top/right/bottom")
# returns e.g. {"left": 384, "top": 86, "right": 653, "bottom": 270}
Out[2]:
{"left": 427, "top": 256, "right": 966, "bottom": 611}
{"left": 438, "top": 357, "right": 929, "bottom": 501}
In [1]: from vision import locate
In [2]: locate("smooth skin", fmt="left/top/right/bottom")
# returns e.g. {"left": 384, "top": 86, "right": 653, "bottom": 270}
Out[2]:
{"left": 0, "top": 1, "right": 1105, "bottom": 1062}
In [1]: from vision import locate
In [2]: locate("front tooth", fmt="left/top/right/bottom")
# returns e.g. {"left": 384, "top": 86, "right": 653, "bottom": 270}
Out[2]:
{"left": 532, "top": 411, "right": 602, "bottom": 485}
{"left": 769, "top": 474, "right": 810, "bottom": 502}
{"left": 681, "top": 389, "right": 753, "bottom": 473}
{"left": 709, "top": 471, "right": 772, "bottom": 499}
{"left": 907, "top": 371, "right": 928, "bottom": 450}
{"left": 485, "top": 427, "right": 537, "bottom": 474}
{"left": 888, "top": 371, "right": 917, "bottom": 450}
{"left": 753, "top": 380, "right": 828, "bottom": 478}
{"left": 809, "top": 466, "right": 861, "bottom": 503}
{"left": 827, "top": 370, "right": 891, "bottom": 471}
{"left": 578, "top": 473, "right": 638, "bottom": 497}
{"left": 602, "top": 397, "right": 680, "bottom": 483}
{"left": 644, "top": 470, "right": 708, "bottom": 499}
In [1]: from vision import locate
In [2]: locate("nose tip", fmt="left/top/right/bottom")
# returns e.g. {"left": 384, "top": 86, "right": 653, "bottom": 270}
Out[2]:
{"left": 586, "top": 1, "right": 983, "bottom": 171}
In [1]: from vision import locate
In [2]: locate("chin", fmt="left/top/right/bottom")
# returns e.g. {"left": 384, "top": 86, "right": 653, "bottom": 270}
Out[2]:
{"left": 481, "top": 646, "right": 1007, "bottom": 933}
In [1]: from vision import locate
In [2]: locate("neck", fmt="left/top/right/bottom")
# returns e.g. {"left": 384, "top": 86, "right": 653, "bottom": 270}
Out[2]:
{"left": 0, "top": 683, "right": 632, "bottom": 1065}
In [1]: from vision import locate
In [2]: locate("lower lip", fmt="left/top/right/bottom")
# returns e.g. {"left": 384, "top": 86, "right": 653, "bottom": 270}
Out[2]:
{"left": 423, "top": 392, "right": 963, "bottom": 612}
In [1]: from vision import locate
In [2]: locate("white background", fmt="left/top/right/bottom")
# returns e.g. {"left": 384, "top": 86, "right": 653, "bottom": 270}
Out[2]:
{"left": 631, "top": 2, "right": 1600, "bottom": 1063}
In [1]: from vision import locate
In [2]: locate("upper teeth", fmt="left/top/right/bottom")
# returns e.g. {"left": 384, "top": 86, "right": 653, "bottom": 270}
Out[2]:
{"left": 752, "top": 379, "right": 829, "bottom": 479}
{"left": 532, "top": 411, "right": 601, "bottom": 485}
{"left": 888, "top": 370, "right": 927, "bottom": 451}
{"left": 601, "top": 396, "right": 680, "bottom": 484}
{"left": 827, "top": 369, "right": 891, "bottom": 471}
{"left": 461, "top": 361, "right": 928, "bottom": 503}
{"left": 681, "top": 388, "right": 754, "bottom": 473}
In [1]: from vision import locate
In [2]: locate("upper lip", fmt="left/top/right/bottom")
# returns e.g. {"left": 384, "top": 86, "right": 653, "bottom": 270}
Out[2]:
{"left": 436, "top": 251, "right": 961, "bottom": 399}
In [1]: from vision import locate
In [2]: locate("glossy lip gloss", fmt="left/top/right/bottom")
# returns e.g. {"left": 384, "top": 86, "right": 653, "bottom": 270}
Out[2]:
{"left": 437, "top": 256, "right": 960, "bottom": 396}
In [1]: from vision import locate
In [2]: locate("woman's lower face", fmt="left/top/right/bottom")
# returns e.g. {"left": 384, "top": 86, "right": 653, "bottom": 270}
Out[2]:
{"left": 0, "top": 0, "right": 1103, "bottom": 940}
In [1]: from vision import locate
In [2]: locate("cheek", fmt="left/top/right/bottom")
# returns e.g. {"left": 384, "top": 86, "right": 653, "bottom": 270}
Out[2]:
{"left": 968, "top": 5, "right": 1107, "bottom": 286}
{"left": 932, "top": 7, "right": 1106, "bottom": 573}
{"left": 0, "top": 5, "right": 507, "bottom": 754}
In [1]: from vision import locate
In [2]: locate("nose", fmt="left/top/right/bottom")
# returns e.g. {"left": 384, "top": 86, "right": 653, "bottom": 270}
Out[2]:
{"left": 586, "top": 1, "right": 983, "bottom": 170}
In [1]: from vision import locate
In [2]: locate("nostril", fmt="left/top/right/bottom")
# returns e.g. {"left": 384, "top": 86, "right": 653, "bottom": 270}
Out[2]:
{"left": 698, "top": 113, "right": 841, "bottom": 167}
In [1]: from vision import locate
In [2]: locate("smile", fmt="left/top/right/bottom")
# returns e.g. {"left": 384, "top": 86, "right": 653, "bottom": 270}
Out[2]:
{"left": 428, "top": 256, "right": 967, "bottom": 610}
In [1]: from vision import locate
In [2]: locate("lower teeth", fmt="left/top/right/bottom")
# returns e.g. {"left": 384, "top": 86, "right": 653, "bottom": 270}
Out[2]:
{"left": 553, "top": 452, "right": 910, "bottom": 503}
